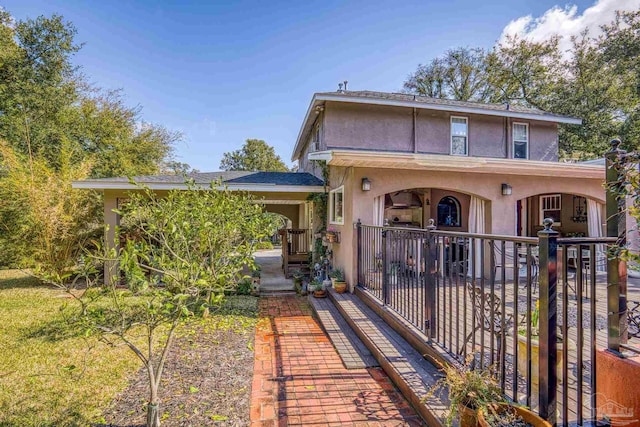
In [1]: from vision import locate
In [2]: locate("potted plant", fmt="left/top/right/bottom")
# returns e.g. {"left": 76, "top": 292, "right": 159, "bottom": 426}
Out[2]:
{"left": 325, "top": 227, "right": 340, "bottom": 243}
{"left": 330, "top": 268, "right": 348, "bottom": 294}
{"left": 517, "top": 300, "right": 576, "bottom": 386}
{"left": 428, "top": 360, "right": 506, "bottom": 427}
{"left": 250, "top": 267, "right": 261, "bottom": 296}
{"left": 292, "top": 269, "right": 304, "bottom": 293}
{"left": 478, "top": 403, "right": 551, "bottom": 427}
{"left": 310, "top": 279, "right": 326, "bottom": 298}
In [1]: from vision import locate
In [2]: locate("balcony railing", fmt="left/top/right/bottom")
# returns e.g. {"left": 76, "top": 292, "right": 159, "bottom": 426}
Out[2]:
{"left": 356, "top": 220, "right": 629, "bottom": 426}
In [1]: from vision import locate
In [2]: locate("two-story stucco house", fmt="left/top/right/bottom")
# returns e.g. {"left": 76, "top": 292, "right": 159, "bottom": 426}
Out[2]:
{"left": 290, "top": 90, "right": 605, "bottom": 286}
{"left": 74, "top": 89, "right": 608, "bottom": 287}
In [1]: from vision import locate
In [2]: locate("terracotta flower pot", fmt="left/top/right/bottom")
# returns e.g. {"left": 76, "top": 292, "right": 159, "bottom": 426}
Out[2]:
{"left": 457, "top": 403, "right": 478, "bottom": 427}
{"left": 478, "top": 404, "right": 551, "bottom": 427}
{"left": 313, "top": 289, "right": 327, "bottom": 298}
{"left": 334, "top": 281, "right": 347, "bottom": 294}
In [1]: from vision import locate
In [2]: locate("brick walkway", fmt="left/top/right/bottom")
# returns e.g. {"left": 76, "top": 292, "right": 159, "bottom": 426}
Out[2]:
{"left": 251, "top": 296, "right": 425, "bottom": 426}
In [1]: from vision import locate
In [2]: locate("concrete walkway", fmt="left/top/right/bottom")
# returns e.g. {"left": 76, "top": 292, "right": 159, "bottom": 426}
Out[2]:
{"left": 250, "top": 295, "right": 425, "bottom": 426}
{"left": 255, "top": 248, "right": 295, "bottom": 293}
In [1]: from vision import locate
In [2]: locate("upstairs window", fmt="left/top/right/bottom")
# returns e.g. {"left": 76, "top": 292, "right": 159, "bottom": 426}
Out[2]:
{"left": 540, "top": 194, "right": 561, "bottom": 226}
{"left": 513, "top": 123, "right": 529, "bottom": 159}
{"left": 451, "top": 117, "right": 468, "bottom": 156}
{"left": 329, "top": 186, "right": 344, "bottom": 225}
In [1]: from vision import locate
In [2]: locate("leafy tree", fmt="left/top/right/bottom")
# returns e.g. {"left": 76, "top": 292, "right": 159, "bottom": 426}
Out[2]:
{"left": 403, "top": 47, "right": 491, "bottom": 102}
{"left": 160, "top": 160, "right": 199, "bottom": 175}
{"left": 0, "top": 139, "right": 100, "bottom": 275}
{"left": 485, "top": 35, "right": 564, "bottom": 110}
{"left": 0, "top": 10, "right": 179, "bottom": 269}
{"left": 220, "top": 138, "right": 289, "bottom": 171}
{"left": 601, "top": 10, "right": 640, "bottom": 152}
{"left": 46, "top": 182, "right": 272, "bottom": 427}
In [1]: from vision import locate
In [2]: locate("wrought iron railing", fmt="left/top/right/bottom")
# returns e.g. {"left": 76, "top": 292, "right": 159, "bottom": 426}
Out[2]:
{"left": 356, "top": 220, "right": 625, "bottom": 426}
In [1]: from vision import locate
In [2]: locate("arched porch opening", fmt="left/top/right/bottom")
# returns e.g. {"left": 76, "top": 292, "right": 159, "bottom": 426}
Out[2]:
{"left": 372, "top": 187, "right": 490, "bottom": 234}
{"left": 516, "top": 192, "right": 605, "bottom": 238}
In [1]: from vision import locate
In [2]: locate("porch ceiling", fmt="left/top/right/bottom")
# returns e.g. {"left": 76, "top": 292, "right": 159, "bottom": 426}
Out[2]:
{"left": 309, "top": 150, "right": 604, "bottom": 179}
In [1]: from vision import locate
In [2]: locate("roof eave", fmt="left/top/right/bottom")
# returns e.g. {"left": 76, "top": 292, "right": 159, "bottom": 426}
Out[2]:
{"left": 315, "top": 94, "right": 583, "bottom": 125}
{"left": 291, "top": 94, "right": 320, "bottom": 162}
{"left": 310, "top": 149, "right": 604, "bottom": 179}
{"left": 71, "top": 181, "right": 325, "bottom": 193}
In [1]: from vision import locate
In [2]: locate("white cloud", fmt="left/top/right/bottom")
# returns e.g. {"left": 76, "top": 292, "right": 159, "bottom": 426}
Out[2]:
{"left": 500, "top": 0, "right": 640, "bottom": 54}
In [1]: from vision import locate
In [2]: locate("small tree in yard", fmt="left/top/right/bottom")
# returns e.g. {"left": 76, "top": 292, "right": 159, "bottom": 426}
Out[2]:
{"left": 61, "top": 182, "right": 272, "bottom": 427}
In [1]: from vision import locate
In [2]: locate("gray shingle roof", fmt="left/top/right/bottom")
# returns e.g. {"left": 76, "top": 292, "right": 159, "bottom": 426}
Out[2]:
{"left": 85, "top": 171, "right": 324, "bottom": 186}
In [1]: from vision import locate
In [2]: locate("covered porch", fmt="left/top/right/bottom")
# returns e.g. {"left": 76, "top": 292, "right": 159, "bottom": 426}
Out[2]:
{"left": 72, "top": 171, "right": 324, "bottom": 285}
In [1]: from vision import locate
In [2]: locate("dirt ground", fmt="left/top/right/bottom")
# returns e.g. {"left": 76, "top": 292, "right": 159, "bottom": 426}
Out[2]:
{"left": 101, "top": 296, "right": 258, "bottom": 427}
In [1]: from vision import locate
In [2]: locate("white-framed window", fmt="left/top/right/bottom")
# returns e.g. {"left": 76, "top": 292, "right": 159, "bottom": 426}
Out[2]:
{"left": 329, "top": 186, "right": 344, "bottom": 225}
{"left": 540, "top": 194, "right": 562, "bottom": 226}
{"left": 513, "top": 122, "right": 529, "bottom": 159}
{"left": 450, "top": 116, "right": 468, "bottom": 156}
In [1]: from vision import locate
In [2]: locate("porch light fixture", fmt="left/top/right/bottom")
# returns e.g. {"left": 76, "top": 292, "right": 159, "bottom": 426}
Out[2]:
{"left": 501, "top": 183, "right": 512, "bottom": 196}
{"left": 361, "top": 177, "right": 371, "bottom": 191}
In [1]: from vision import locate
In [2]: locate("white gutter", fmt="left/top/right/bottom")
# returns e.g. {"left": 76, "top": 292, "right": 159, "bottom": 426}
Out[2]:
{"left": 291, "top": 93, "right": 582, "bottom": 162}
{"left": 311, "top": 149, "right": 604, "bottom": 179}
{"left": 71, "top": 181, "right": 325, "bottom": 193}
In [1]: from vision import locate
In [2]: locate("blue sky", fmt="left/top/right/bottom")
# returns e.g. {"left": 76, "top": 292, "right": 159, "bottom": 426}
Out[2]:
{"left": 1, "top": 0, "right": 614, "bottom": 171}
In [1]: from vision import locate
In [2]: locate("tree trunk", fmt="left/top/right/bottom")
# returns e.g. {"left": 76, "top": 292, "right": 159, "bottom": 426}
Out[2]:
{"left": 147, "top": 402, "right": 160, "bottom": 427}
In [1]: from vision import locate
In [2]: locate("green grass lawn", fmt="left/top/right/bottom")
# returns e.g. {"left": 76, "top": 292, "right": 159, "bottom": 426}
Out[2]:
{"left": 0, "top": 270, "right": 259, "bottom": 427}
{"left": 0, "top": 270, "right": 148, "bottom": 426}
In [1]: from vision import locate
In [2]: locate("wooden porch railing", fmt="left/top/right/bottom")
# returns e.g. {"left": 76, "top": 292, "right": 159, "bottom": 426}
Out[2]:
{"left": 280, "top": 229, "right": 311, "bottom": 277}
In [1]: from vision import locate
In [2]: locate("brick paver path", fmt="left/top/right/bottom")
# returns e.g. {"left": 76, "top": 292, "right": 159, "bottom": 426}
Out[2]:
{"left": 251, "top": 296, "right": 425, "bottom": 426}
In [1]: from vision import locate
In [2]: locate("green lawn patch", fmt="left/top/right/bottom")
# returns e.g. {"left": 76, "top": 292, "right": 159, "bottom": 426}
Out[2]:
{"left": 0, "top": 270, "right": 259, "bottom": 427}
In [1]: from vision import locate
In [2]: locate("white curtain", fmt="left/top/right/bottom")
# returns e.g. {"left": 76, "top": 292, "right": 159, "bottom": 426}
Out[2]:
{"left": 373, "top": 196, "right": 384, "bottom": 226}
{"left": 468, "top": 196, "right": 486, "bottom": 278}
{"left": 587, "top": 199, "right": 603, "bottom": 238}
{"left": 587, "top": 199, "right": 605, "bottom": 271}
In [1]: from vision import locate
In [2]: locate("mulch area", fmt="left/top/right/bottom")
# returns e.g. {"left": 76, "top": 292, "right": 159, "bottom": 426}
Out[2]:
{"left": 251, "top": 295, "right": 425, "bottom": 426}
{"left": 101, "top": 297, "right": 258, "bottom": 427}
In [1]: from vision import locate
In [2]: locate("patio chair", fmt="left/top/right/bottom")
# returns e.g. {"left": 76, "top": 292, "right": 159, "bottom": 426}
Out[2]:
{"left": 460, "top": 284, "right": 514, "bottom": 370}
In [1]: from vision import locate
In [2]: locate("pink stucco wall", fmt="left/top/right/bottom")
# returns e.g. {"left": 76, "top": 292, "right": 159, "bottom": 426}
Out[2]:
{"left": 318, "top": 102, "right": 559, "bottom": 161}
{"left": 327, "top": 167, "right": 606, "bottom": 289}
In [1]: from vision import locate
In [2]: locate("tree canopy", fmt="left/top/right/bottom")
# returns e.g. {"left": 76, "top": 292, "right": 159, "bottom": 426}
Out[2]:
{"left": 0, "top": 10, "right": 180, "bottom": 268}
{"left": 403, "top": 10, "right": 640, "bottom": 158}
{"left": 220, "top": 138, "right": 289, "bottom": 172}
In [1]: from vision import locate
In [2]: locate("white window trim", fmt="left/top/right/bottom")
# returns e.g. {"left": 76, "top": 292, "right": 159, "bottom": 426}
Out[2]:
{"left": 540, "top": 194, "right": 561, "bottom": 226}
{"left": 329, "top": 185, "right": 345, "bottom": 225}
{"left": 512, "top": 122, "right": 529, "bottom": 160}
{"left": 450, "top": 116, "right": 468, "bottom": 156}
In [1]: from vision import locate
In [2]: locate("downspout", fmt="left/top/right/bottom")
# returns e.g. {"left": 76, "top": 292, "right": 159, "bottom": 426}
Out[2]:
{"left": 413, "top": 107, "right": 418, "bottom": 153}
{"left": 504, "top": 116, "right": 509, "bottom": 158}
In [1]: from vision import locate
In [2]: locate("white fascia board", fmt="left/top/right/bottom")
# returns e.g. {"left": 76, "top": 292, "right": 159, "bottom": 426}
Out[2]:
{"left": 71, "top": 181, "right": 325, "bottom": 193}
{"left": 316, "top": 94, "right": 583, "bottom": 125}
{"left": 323, "top": 149, "right": 604, "bottom": 178}
{"left": 291, "top": 95, "right": 320, "bottom": 162}
{"left": 307, "top": 150, "right": 333, "bottom": 162}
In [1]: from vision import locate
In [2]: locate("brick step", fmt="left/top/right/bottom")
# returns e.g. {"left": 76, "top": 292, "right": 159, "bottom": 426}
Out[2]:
{"left": 309, "top": 294, "right": 379, "bottom": 369}
{"left": 328, "top": 288, "right": 450, "bottom": 427}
